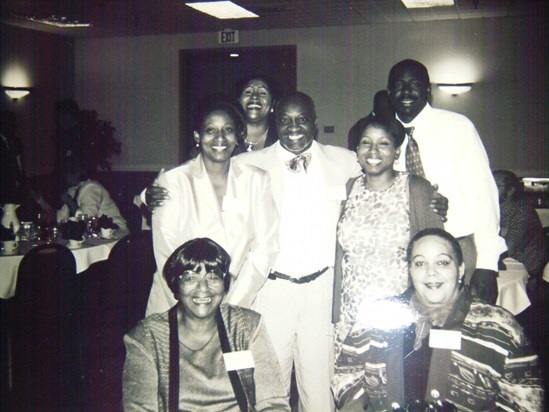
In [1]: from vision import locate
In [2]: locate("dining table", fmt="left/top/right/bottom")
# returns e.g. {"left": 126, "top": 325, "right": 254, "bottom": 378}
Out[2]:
{"left": 0, "top": 230, "right": 128, "bottom": 299}
{"left": 497, "top": 257, "right": 531, "bottom": 316}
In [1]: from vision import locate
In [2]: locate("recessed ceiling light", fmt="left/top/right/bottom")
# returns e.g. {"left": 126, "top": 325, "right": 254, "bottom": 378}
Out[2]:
{"left": 401, "top": 0, "right": 454, "bottom": 8}
{"left": 186, "top": 1, "right": 259, "bottom": 19}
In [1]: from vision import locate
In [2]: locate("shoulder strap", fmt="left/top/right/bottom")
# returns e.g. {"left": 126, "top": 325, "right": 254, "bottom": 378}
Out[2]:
{"left": 168, "top": 307, "right": 180, "bottom": 412}
{"left": 216, "top": 309, "right": 249, "bottom": 412}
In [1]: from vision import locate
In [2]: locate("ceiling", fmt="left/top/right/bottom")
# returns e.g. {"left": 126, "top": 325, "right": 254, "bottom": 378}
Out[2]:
{"left": 1, "top": 0, "right": 543, "bottom": 38}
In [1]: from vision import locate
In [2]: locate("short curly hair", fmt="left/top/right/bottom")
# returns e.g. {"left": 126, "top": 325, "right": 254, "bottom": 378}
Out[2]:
{"left": 164, "top": 237, "right": 232, "bottom": 297}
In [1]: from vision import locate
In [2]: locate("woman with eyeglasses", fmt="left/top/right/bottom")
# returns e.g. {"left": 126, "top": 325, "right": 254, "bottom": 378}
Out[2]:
{"left": 123, "top": 237, "right": 290, "bottom": 411}
{"left": 332, "top": 229, "right": 544, "bottom": 412}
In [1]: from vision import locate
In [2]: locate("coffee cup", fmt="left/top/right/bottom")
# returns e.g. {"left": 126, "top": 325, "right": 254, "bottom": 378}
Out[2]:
{"left": 68, "top": 238, "right": 84, "bottom": 249}
{"left": 2, "top": 240, "right": 18, "bottom": 254}
{"left": 100, "top": 227, "right": 114, "bottom": 239}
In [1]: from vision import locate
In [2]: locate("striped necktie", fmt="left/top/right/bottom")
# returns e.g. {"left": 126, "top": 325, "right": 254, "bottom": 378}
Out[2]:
{"left": 405, "top": 127, "right": 425, "bottom": 177}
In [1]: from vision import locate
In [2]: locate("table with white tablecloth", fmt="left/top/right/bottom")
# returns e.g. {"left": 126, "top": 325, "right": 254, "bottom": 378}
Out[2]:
{"left": 497, "top": 257, "right": 531, "bottom": 315}
{"left": 0, "top": 231, "right": 127, "bottom": 299}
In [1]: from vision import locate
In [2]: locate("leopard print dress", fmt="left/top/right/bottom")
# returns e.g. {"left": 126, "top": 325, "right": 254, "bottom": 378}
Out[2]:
{"left": 337, "top": 172, "right": 411, "bottom": 326}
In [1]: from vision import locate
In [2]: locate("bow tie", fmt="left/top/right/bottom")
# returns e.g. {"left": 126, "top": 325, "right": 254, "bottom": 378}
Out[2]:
{"left": 286, "top": 153, "right": 312, "bottom": 173}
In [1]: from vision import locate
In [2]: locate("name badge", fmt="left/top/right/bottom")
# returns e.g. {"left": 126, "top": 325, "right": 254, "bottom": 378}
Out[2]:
{"left": 223, "top": 350, "right": 255, "bottom": 371}
{"left": 222, "top": 196, "right": 245, "bottom": 214}
{"left": 429, "top": 329, "right": 461, "bottom": 350}
{"left": 326, "top": 185, "right": 347, "bottom": 200}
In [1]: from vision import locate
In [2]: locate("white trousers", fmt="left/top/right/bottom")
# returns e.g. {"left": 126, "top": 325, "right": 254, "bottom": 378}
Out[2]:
{"left": 254, "top": 267, "right": 335, "bottom": 412}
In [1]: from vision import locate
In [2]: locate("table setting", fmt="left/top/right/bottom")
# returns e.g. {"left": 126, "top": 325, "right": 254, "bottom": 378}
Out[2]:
{"left": 1, "top": 207, "right": 128, "bottom": 299}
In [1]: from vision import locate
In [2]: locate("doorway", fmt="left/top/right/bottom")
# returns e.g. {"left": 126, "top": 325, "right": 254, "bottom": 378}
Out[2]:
{"left": 179, "top": 45, "right": 297, "bottom": 161}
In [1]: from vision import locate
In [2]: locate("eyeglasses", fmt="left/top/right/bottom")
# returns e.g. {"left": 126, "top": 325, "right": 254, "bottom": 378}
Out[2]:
{"left": 177, "top": 270, "right": 225, "bottom": 287}
{"left": 391, "top": 400, "right": 457, "bottom": 412}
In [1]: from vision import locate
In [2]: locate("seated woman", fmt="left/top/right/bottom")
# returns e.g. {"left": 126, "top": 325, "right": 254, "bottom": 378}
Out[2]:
{"left": 492, "top": 170, "right": 548, "bottom": 281}
{"left": 332, "top": 228, "right": 544, "bottom": 412}
{"left": 333, "top": 97, "right": 443, "bottom": 332}
{"left": 123, "top": 237, "right": 290, "bottom": 411}
{"left": 56, "top": 157, "right": 127, "bottom": 231}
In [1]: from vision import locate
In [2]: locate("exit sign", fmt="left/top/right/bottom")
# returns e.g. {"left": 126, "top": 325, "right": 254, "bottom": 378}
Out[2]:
{"left": 218, "top": 29, "right": 239, "bottom": 44}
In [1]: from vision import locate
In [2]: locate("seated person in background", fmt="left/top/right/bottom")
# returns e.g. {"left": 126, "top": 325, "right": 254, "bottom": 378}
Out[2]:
{"left": 332, "top": 228, "right": 544, "bottom": 412}
{"left": 493, "top": 170, "right": 548, "bottom": 282}
{"left": 56, "top": 157, "right": 127, "bottom": 231}
{"left": 123, "top": 237, "right": 290, "bottom": 412}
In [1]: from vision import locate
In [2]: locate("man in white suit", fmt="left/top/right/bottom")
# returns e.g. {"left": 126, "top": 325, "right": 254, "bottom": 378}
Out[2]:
{"left": 234, "top": 92, "right": 361, "bottom": 412}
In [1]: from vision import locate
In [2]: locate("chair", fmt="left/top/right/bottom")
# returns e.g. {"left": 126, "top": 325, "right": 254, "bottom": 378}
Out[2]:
{"left": 83, "top": 231, "right": 156, "bottom": 411}
{"left": 10, "top": 243, "right": 82, "bottom": 411}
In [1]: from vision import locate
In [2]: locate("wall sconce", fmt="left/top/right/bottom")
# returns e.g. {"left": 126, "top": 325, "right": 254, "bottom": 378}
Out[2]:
{"left": 3, "top": 87, "right": 31, "bottom": 100}
{"left": 437, "top": 83, "right": 473, "bottom": 96}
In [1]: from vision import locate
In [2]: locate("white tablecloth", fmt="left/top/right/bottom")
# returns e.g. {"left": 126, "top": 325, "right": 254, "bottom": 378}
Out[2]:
{"left": 0, "top": 231, "right": 127, "bottom": 299}
{"left": 497, "top": 257, "right": 531, "bottom": 315}
{"left": 535, "top": 208, "right": 549, "bottom": 227}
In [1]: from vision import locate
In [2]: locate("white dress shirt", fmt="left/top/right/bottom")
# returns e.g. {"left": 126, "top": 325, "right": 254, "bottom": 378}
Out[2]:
{"left": 394, "top": 104, "right": 506, "bottom": 271}
{"left": 56, "top": 179, "right": 128, "bottom": 231}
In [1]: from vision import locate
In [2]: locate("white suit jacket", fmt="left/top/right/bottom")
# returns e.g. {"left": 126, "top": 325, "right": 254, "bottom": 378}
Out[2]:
{"left": 146, "top": 155, "right": 279, "bottom": 315}
{"left": 233, "top": 141, "right": 361, "bottom": 270}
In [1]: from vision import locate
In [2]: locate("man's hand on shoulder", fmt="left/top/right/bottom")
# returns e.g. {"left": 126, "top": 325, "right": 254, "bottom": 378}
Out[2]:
{"left": 430, "top": 184, "right": 448, "bottom": 222}
{"left": 145, "top": 168, "right": 169, "bottom": 212}
{"left": 470, "top": 269, "right": 498, "bottom": 305}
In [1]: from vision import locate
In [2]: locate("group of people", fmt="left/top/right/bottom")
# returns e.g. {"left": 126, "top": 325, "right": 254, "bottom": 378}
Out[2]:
{"left": 122, "top": 59, "right": 545, "bottom": 411}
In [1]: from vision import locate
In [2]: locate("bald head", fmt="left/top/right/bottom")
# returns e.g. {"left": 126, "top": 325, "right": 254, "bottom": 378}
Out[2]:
{"left": 275, "top": 92, "right": 318, "bottom": 155}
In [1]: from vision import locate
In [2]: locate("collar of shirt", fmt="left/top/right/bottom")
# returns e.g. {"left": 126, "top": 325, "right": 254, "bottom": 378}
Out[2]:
{"left": 275, "top": 140, "right": 316, "bottom": 164}
{"left": 396, "top": 103, "right": 433, "bottom": 129}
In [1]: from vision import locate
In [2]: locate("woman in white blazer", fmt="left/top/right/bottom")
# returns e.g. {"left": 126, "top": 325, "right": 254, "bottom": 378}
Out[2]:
{"left": 145, "top": 99, "right": 279, "bottom": 316}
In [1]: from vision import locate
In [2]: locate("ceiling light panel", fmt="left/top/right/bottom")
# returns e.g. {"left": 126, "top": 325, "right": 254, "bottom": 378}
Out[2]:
{"left": 401, "top": 0, "right": 454, "bottom": 8}
{"left": 185, "top": 1, "right": 259, "bottom": 19}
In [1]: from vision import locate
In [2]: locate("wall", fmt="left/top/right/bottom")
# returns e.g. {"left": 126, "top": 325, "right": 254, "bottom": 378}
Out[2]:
{"left": 1, "top": 24, "right": 75, "bottom": 176}
{"left": 74, "top": 16, "right": 547, "bottom": 176}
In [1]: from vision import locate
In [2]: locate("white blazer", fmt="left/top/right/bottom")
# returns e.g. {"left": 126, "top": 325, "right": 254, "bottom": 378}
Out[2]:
{"left": 234, "top": 141, "right": 361, "bottom": 267}
{"left": 146, "top": 154, "right": 279, "bottom": 315}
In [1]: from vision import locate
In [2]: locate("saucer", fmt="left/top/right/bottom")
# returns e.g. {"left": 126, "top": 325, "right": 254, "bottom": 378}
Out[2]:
{"left": 67, "top": 242, "right": 84, "bottom": 250}
{"left": 1, "top": 249, "right": 18, "bottom": 256}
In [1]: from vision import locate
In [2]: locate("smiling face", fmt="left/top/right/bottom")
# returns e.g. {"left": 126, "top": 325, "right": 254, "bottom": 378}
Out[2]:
{"left": 178, "top": 262, "right": 225, "bottom": 321}
{"left": 356, "top": 125, "right": 399, "bottom": 177}
{"left": 276, "top": 94, "right": 317, "bottom": 155}
{"left": 388, "top": 64, "right": 430, "bottom": 123}
{"left": 409, "top": 235, "right": 464, "bottom": 305}
{"left": 195, "top": 110, "right": 238, "bottom": 164}
{"left": 238, "top": 79, "right": 273, "bottom": 124}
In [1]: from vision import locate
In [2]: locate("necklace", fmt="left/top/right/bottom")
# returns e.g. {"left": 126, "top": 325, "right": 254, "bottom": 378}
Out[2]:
{"left": 244, "top": 128, "right": 268, "bottom": 152}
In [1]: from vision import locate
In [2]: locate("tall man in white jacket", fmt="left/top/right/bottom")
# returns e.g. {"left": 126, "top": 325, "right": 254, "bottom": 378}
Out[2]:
{"left": 234, "top": 92, "right": 360, "bottom": 412}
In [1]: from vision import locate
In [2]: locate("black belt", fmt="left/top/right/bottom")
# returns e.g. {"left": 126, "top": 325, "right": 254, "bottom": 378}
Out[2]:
{"left": 268, "top": 266, "right": 329, "bottom": 284}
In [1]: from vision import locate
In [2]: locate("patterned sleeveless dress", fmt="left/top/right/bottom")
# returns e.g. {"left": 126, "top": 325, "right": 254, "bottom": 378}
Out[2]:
{"left": 337, "top": 172, "right": 411, "bottom": 325}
